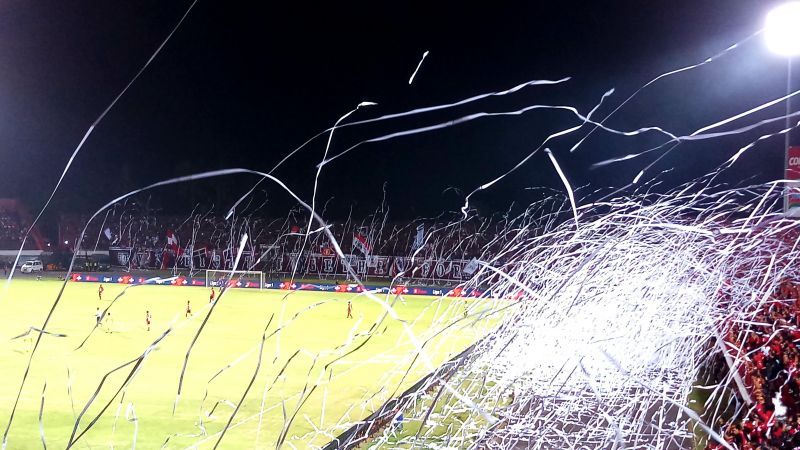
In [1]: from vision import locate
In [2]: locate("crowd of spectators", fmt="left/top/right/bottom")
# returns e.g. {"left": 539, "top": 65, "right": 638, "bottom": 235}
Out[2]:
{"left": 0, "top": 208, "right": 27, "bottom": 249}
{"left": 708, "top": 280, "right": 800, "bottom": 449}
{"left": 58, "top": 206, "right": 505, "bottom": 260}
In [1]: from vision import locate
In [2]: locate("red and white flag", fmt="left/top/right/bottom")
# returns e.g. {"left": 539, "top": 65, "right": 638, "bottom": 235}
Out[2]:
{"left": 353, "top": 233, "right": 371, "bottom": 255}
{"left": 166, "top": 230, "right": 180, "bottom": 253}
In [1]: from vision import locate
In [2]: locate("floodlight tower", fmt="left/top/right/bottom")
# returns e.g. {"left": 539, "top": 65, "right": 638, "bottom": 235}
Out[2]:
{"left": 765, "top": 2, "right": 800, "bottom": 215}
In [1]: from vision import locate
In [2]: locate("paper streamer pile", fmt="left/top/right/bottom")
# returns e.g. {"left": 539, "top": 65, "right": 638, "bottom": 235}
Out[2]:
{"left": 356, "top": 184, "right": 799, "bottom": 449}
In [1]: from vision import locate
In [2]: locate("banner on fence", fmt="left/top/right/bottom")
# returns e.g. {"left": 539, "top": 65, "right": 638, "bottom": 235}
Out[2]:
{"left": 69, "top": 272, "right": 495, "bottom": 297}
{"left": 108, "top": 248, "right": 476, "bottom": 282}
{"left": 278, "top": 253, "right": 474, "bottom": 281}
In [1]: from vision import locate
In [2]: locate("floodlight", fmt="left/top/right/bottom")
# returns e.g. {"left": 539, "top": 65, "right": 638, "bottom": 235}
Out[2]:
{"left": 765, "top": 2, "right": 800, "bottom": 56}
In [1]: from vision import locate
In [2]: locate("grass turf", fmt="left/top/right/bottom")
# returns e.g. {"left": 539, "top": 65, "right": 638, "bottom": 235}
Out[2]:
{"left": 0, "top": 279, "right": 490, "bottom": 449}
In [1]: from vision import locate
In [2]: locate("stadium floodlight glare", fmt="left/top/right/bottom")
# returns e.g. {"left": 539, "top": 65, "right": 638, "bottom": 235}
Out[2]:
{"left": 765, "top": 2, "right": 800, "bottom": 56}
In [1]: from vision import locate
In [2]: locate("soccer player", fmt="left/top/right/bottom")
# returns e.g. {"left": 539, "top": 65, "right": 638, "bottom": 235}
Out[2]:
{"left": 95, "top": 307, "right": 102, "bottom": 326}
{"left": 98, "top": 284, "right": 104, "bottom": 300}
{"left": 185, "top": 300, "right": 192, "bottom": 318}
{"left": 209, "top": 287, "right": 216, "bottom": 303}
{"left": 145, "top": 310, "right": 152, "bottom": 331}
{"left": 346, "top": 300, "right": 353, "bottom": 319}
{"left": 104, "top": 312, "right": 114, "bottom": 333}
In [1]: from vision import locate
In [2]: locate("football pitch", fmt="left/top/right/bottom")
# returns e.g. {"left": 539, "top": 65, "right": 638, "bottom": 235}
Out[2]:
{"left": 0, "top": 279, "right": 494, "bottom": 449}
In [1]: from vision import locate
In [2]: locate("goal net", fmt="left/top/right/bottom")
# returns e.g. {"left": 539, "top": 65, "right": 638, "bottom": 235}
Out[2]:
{"left": 205, "top": 270, "right": 264, "bottom": 290}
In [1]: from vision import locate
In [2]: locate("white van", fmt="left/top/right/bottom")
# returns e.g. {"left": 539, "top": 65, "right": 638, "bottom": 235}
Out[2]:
{"left": 20, "top": 260, "right": 43, "bottom": 273}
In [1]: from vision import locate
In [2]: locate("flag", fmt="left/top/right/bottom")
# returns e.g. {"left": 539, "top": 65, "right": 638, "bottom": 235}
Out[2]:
{"left": 463, "top": 258, "right": 480, "bottom": 276}
{"left": 166, "top": 230, "right": 179, "bottom": 247}
{"left": 165, "top": 230, "right": 180, "bottom": 255}
{"left": 353, "top": 233, "right": 371, "bottom": 255}
{"left": 412, "top": 224, "right": 424, "bottom": 250}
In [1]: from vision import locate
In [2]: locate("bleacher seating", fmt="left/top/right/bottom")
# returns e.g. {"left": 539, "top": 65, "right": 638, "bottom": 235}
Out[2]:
{"left": 0, "top": 199, "right": 43, "bottom": 251}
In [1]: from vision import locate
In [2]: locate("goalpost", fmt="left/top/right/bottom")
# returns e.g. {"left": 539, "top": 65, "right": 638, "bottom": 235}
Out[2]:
{"left": 205, "top": 270, "right": 265, "bottom": 290}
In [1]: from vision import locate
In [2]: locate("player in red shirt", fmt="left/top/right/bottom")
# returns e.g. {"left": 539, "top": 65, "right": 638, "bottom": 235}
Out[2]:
{"left": 145, "top": 310, "right": 152, "bottom": 331}
{"left": 98, "top": 284, "right": 104, "bottom": 300}
{"left": 209, "top": 287, "right": 216, "bottom": 303}
{"left": 185, "top": 300, "right": 192, "bottom": 318}
{"left": 346, "top": 300, "right": 353, "bottom": 319}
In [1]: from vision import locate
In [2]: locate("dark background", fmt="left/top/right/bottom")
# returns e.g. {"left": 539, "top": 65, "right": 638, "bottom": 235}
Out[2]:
{"left": 0, "top": 0, "right": 796, "bottom": 227}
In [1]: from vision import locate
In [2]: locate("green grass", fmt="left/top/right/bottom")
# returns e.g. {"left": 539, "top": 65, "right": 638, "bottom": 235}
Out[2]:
{"left": 0, "top": 279, "right": 492, "bottom": 449}
{"left": 371, "top": 377, "right": 505, "bottom": 448}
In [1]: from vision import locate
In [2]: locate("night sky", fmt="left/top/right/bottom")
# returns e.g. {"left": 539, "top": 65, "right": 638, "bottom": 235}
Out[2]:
{"left": 0, "top": 0, "right": 796, "bottom": 223}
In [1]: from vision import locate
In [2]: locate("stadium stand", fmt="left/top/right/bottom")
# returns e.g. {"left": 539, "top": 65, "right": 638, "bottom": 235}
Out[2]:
{"left": 0, "top": 199, "right": 45, "bottom": 251}
{"left": 58, "top": 207, "right": 498, "bottom": 259}
{"left": 53, "top": 204, "right": 513, "bottom": 282}
{"left": 708, "top": 280, "right": 800, "bottom": 449}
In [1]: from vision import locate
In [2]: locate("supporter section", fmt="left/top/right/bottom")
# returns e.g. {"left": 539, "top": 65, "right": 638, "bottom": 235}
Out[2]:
{"left": 709, "top": 280, "right": 800, "bottom": 449}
